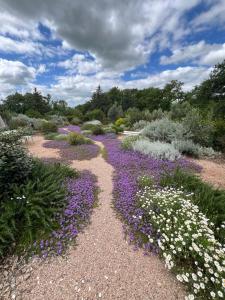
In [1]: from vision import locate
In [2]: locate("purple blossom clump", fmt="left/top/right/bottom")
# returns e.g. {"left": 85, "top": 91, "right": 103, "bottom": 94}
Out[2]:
{"left": 64, "top": 125, "right": 81, "bottom": 133}
{"left": 92, "top": 134, "right": 201, "bottom": 253}
{"left": 43, "top": 140, "right": 99, "bottom": 163}
{"left": 58, "top": 127, "right": 69, "bottom": 134}
{"left": 33, "top": 171, "right": 97, "bottom": 258}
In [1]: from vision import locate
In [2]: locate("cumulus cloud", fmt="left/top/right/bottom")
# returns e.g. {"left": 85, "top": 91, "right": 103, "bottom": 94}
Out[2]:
{"left": 0, "top": 0, "right": 202, "bottom": 70}
{"left": 0, "top": 58, "right": 37, "bottom": 98}
{"left": 161, "top": 41, "right": 225, "bottom": 65}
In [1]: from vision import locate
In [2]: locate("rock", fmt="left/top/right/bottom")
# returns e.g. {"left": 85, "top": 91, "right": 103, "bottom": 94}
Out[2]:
{"left": 0, "top": 284, "right": 3, "bottom": 290}
{"left": 3, "top": 270, "right": 8, "bottom": 277}
{"left": 24, "top": 273, "right": 31, "bottom": 280}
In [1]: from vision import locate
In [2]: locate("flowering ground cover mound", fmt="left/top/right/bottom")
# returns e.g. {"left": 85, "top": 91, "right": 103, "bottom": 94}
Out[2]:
{"left": 43, "top": 140, "right": 99, "bottom": 162}
{"left": 136, "top": 184, "right": 225, "bottom": 300}
{"left": 32, "top": 170, "right": 98, "bottom": 258}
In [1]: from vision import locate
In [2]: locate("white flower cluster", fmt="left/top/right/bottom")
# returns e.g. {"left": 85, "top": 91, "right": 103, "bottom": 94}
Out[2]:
{"left": 137, "top": 184, "right": 225, "bottom": 300}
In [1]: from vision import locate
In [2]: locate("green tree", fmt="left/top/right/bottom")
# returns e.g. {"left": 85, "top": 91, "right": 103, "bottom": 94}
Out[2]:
{"left": 107, "top": 103, "right": 123, "bottom": 122}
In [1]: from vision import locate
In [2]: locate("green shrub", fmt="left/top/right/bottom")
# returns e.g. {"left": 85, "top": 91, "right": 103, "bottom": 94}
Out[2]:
{"left": 112, "top": 125, "right": 123, "bottom": 134}
{"left": 213, "top": 119, "right": 225, "bottom": 152}
{"left": 67, "top": 132, "right": 92, "bottom": 145}
{"left": 0, "top": 160, "right": 78, "bottom": 256}
{"left": 9, "top": 117, "right": 28, "bottom": 129}
{"left": 91, "top": 125, "right": 105, "bottom": 135}
{"left": 0, "top": 130, "right": 33, "bottom": 199}
{"left": 81, "top": 130, "right": 92, "bottom": 136}
{"left": 160, "top": 169, "right": 225, "bottom": 242}
{"left": 71, "top": 117, "right": 81, "bottom": 125}
{"left": 41, "top": 121, "right": 57, "bottom": 134}
{"left": 121, "top": 135, "right": 140, "bottom": 150}
{"left": 115, "top": 118, "right": 125, "bottom": 127}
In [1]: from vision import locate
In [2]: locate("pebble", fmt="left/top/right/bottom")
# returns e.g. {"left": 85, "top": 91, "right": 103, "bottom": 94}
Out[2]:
{"left": 98, "top": 292, "right": 102, "bottom": 298}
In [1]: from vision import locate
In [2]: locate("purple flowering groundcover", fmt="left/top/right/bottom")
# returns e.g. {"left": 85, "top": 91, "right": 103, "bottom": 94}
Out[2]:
{"left": 33, "top": 170, "right": 98, "bottom": 258}
{"left": 93, "top": 134, "right": 200, "bottom": 253}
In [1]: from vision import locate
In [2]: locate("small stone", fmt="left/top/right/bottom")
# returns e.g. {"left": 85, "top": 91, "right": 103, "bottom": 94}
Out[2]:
{"left": 11, "top": 294, "right": 16, "bottom": 299}
{"left": 0, "top": 284, "right": 3, "bottom": 290}
{"left": 3, "top": 270, "right": 8, "bottom": 277}
{"left": 104, "top": 276, "right": 108, "bottom": 280}
{"left": 24, "top": 273, "right": 30, "bottom": 280}
{"left": 98, "top": 292, "right": 102, "bottom": 298}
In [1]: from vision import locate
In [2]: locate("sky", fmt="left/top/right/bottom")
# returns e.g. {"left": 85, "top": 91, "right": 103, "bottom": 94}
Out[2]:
{"left": 0, "top": 0, "right": 225, "bottom": 106}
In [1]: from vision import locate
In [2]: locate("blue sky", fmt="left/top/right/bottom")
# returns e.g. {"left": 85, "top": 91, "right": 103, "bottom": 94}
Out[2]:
{"left": 0, "top": 0, "right": 225, "bottom": 106}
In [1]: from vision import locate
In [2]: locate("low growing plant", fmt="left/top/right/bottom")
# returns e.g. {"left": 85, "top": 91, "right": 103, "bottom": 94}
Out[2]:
{"left": 136, "top": 184, "right": 225, "bottom": 300}
{"left": 67, "top": 132, "right": 92, "bottom": 145}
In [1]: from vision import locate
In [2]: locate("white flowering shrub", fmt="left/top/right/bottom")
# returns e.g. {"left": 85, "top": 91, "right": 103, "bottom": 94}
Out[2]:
{"left": 132, "top": 139, "right": 181, "bottom": 161}
{"left": 141, "top": 117, "right": 190, "bottom": 142}
{"left": 137, "top": 184, "right": 225, "bottom": 300}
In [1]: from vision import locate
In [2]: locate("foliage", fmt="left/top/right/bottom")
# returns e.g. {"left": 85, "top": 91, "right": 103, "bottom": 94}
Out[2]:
{"left": 132, "top": 120, "right": 150, "bottom": 131}
{"left": 111, "top": 125, "right": 123, "bottom": 134}
{"left": 0, "top": 160, "right": 77, "bottom": 256}
{"left": 121, "top": 135, "right": 140, "bottom": 150}
{"left": 132, "top": 139, "right": 181, "bottom": 161}
{"left": 49, "top": 115, "right": 68, "bottom": 126}
{"left": 107, "top": 103, "right": 123, "bottom": 122}
{"left": 141, "top": 117, "right": 189, "bottom": 142}
{"left": 213, "top": 119, "right": 225, "bottom": 151}
{"left": 182, "top": 108, "right": 214, "bottom": 147}
{"left": 172, "top": 140, "right": 219, "bottom": 158}
{"left": 67, "top": 132, "right": 92, "bottom": 145}
{"left": 137, "top": 184, "right": 225, "bottom": 300}
{"left": 91, "top": 125, "right": 105, "bottom": 135}
{"left": 85, "top": 109, "right": 106, "bottom": 122}
{"left": 0, "top": 130, "right": 33, "bottom": 199}
{"left": 160, "top": 169, "right": 225, "bottom": 242}
{"left": 115, "top": 117, "right": 126, "bottom": 127}
{"left": 71, "top": 117, "right": 81, "bottom": 125}
{"left": 170, "top": 101, "right": 192, "bottom": 121}
{"left": 40, "top": 121, "right": 58, "bottom": 134}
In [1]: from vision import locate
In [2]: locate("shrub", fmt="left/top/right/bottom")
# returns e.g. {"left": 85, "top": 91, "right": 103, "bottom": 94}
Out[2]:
{"left": 172, "top": 140, "right": 219, "bottom": 158}
{"left": 0, "top": 130, "right": 33, "bottom": 198}
{"left": 112, "top": 125, "right": 123, "bottom": 134}
{"left": 41, "top": 121, "right": 57, "bottom": 134}
{"left": 9, "top": 116, "right": 28, "bottom": 129}
{"left": 133, "top": 120, "right": 150, "bottom": 131}
{"left": 85, "top": 109, "right": 106, "bottom": 123}
{"left": 182, "top": 108, "right": 214, "bottom": 147}
{"left": 49, "top": 115, "right": 68, "bottom": 126}
{"left": 160, "top": 169, "right": 225, "bottom": 242}
{"left": 121, "top": 135, "right": 140, "bottom": 150}
{"left": 108, "top": 103, "right": 123, "bottom": 122}
{"left": 213, "top": 119, "right": 225, "bottom": 152}
{"left": 91, "top": 125, "right": 105, "bottom": 135}
{"left": 71, "top": 117, "right": 81, "bottom": 125}
{"left": 81, "top": 130, "right": 92, "bottom": 136}
{"left": 0, "top": 160, "right": 77, "bottom": 256}
{"left": 137, "top": 184, "right": 225, "bottom": 300}
{"left": 141, "top": 118, "right": 189, "bottom": 142}
{"left": 84, "top": 120, "right": 102, "bottom": 126}
{"left": 132, "top": 139, "right": 181, "bottom": 161}
{"left": 67, "top": 132, "right": 92, "bottom": 145}
{"left": 115, "top": 117, "right": 126, "bottom": 127}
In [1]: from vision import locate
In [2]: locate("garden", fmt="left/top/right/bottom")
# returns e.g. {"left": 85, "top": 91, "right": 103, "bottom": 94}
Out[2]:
{"left": 0, "top": 61, "right": 225, "bottom": 299}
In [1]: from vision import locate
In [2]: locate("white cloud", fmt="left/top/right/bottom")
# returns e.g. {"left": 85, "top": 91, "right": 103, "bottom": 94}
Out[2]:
{"left": 0, "top": 35, "right": 40, "bottom": 55}
{"left": 0, "top": 58, "right": 36, "bottom": 98}
{"left": 0, "top": 0, "right": 202, "bottom": 70}
{"left": 192, "top": 0, "right": 225, "bottom": 29}
{"left": 161, "top": 41, "right": 225, "bottom": 66}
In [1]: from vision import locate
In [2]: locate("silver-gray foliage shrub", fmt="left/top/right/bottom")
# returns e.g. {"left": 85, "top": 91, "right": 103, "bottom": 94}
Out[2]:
{"left": 132, "top": 139, "right": 181, "bottom": 161}
{"left": 141, "top": 117, "right": 190, "bottom": 142}
{"left": 133, "top": 120, "right": 150, "bottom": 131}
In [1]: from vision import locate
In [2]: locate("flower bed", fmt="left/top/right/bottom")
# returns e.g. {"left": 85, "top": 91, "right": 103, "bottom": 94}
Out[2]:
{"left": 136, "top": 184, "right": 225, "bottom": 300}
{"left": 33, "top": 171, "right": 98, "bottom": 257}
{"left": 43, "top": 140, "right": 99, "bottom": 162}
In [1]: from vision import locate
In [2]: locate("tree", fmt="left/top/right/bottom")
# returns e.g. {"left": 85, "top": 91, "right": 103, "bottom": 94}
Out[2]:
{"left": 107, "top": 103, "right": 123, "bottom": 122}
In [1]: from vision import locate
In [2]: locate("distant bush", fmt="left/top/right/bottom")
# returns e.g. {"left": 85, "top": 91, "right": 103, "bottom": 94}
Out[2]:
{"left": 182, "top": 108, "right": 214, "bottom": 147}
{"left": 133, "top": 120, "right": 150, "bottom": 131}
{"left": 213, "top": 119, "right": 225, "bottom": 152}
{"left": 68, "top": 132, "right": 92, "bottom": 145}
{"left": 9, "top": 116, "right": 28, "bottom": 129}
{"left": 141, "top": 118, "right": 189, "bottom": 142}
{"left": 41, "top": 121, "right": 57, "bottom": 134}
{"left": 91, "top": 125, "right": 105, "bottom": 135}
{"left": 111, "top": 125, "right": 123, "bottom": 134}
{"left": 115, "top": 118, "right": 126, "bottom": 127}
{"left": 121, "top": 135, "right": 140, "bottom": 150}
{"left": 81, "top": 130, "right": 92, "bottom": 136}
{"left": 71, "top": 117, "right": 81, "bottom": 125}
{"left": 49, "top": 115, "right": 68, "bottom": 126}
{"left": 84, "top": 120, "right": 102, "bottom": 126}
{"left": 85, "top": 109, "right": 106, "bottom": 123}
{"left": 132, "top": 139, "right": 181, "bottom": 161}
{"left": 172, "top": 140, "right": 200, "bottom": 158}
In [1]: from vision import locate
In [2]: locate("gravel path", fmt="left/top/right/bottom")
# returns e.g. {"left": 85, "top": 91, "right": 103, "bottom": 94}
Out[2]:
{"left": 17, "top": 136, "right": 186, "bottom": 300}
